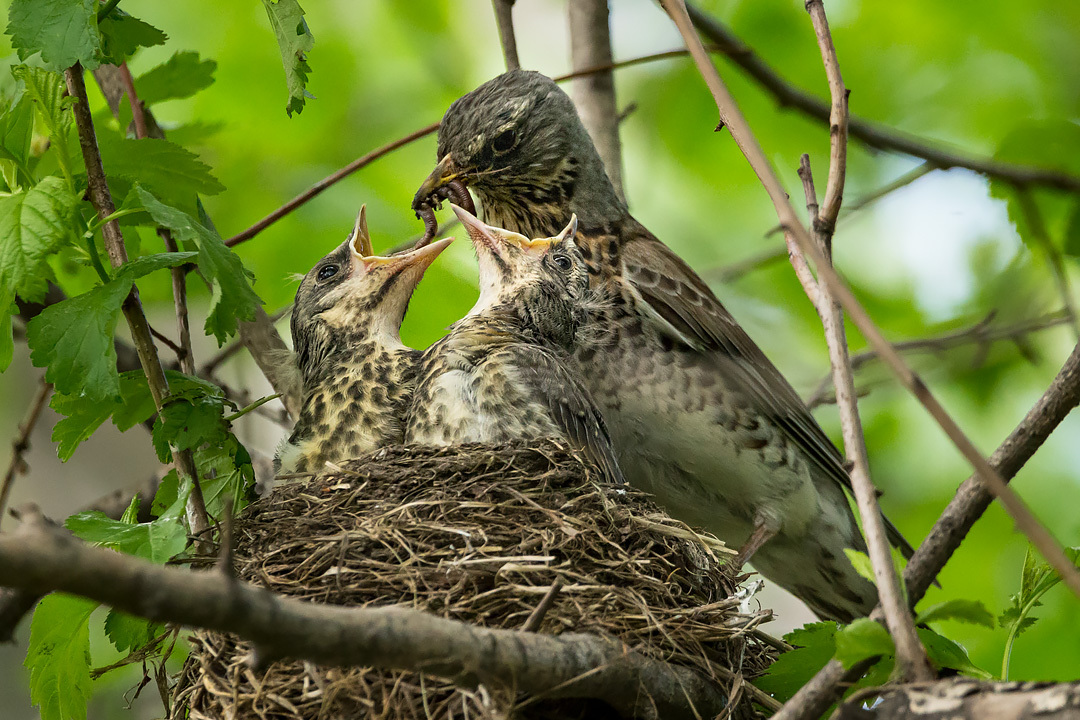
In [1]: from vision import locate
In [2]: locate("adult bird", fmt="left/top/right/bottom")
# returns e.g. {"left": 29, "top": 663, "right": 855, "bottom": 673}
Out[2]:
{"left": 275, "top": 207, "right": 453, "bottom": 475}
{"left": 406, "top": 204, "right": 623, "bottom": 486}
{"left": 412, "top": 70, "right": 913, "bottom": 621}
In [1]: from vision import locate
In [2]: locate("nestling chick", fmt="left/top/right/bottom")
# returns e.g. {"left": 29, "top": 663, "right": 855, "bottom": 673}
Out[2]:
{"left": 275, "top": 208, "right": 452, "bottom": 475}
{"left": 406, "top": 204, "right": 623, "bottom": 485}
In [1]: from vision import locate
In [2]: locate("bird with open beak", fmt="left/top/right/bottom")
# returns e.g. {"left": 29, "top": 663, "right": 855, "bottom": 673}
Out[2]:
{"left": 275, "top": 207, "right": 453, "bottom": 476}
{"left": 406, "top": 204, "right": 623, "bottom": 486}
{"left": 411, "top": 70, "right": 916, "bottom": 622}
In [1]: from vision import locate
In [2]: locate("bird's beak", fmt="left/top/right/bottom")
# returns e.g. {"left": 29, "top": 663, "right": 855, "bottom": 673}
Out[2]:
{"left": 412, "top": 154, "right": 461, "bottom": 211}
{"left": 350, "top": 236, "right": 454, "bottom": 275}
{"left": 555, "top": 214, "right": 578, "bottom": 243}
{"left": 450, "top": 203, "right": 537, "bottom": 259}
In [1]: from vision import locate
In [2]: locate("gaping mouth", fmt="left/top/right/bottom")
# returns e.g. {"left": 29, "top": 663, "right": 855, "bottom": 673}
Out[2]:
{"left": 412, "top": 153, "right": 477, "bottom": 248}
{"left": 348, "top": 206, "right": 454, "bottom": 274}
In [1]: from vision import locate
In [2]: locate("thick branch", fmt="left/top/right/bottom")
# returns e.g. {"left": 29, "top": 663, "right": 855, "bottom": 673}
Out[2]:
{"left": 0, "top": 511, "right": 727, "bottom": 720}
{"left": 777, "top": 341, "right": 1080, "bottom": 720}
{"left": 64, "top": 64, "right": 211, "bottom": 547}
{"left": 491, "top": 0, "right": 520, "bottom": 71}
{"left": 660, "top": 0, "right": 1080, "bottom": 604}
{"left": 568, "top": 0, "right": 626, "bottom": 201}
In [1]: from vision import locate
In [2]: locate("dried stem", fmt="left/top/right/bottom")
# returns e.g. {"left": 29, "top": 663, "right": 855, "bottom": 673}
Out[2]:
{"left": 64, "top": 63, "right": 211, "bottom": 551}
{"left": 661, "top": 0, "right": 1080, "bottom": 608}
{"left": 491, "top": 0, "right": 520, "bottom": 71}
{"left": 568, "top": 0, "right": 625, "bottom": 201}
{"left": 777, "top": 341, "right": 1080, "bottom": 719}
{"left": 0, "top": 509, "right": 728, "bottom": 720}
{"left": 0, "top": 377, "right": 52, "bottom": 531}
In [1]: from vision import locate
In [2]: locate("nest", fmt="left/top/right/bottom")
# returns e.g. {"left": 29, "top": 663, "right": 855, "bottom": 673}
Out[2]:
{"left": 172, "top": 442, "right": 775, "bottom": 719}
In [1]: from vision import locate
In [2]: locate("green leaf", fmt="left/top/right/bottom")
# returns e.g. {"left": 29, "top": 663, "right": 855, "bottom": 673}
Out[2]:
{"left": 261, "top": 0, "right": 315, "bottom": 116}
{"left": 25, "top": 593, "right": 97, "bottom": 720}
{"left": 133, "top": 186, "right": 261, "bottom": 343}
{"left": 0, "top": 176, "right": 81, "bottom": 303}
{"left": 0, "top": 295, "right": 13, "bottom": 372}
{"left": 916, "top": 598, "right": 995, "bottom": 628}
{"left": 135, "top": 51, "right": 217, "bottom": 105}
{"left": 754, "top": 622, "right": 837, "bottom": 702}
{"left": 843, "top": 548, "right": 876, "bottom": 586}
{"left": 1064, "top": 201, "right": 1080, "bottom": 258}
{"left": 99, "top": 11, "right": 167, "bottom": 64}
{"left": 11, "top": 65, "right": 76, "bottom": 187}
{"left": 103, "top": 609, "right": 161, "bottom": 654}
{"left": 6, "top": 0, "right": 101, "bottom": 72}
{"left": 834, "top": 618, "right": 894, "bottom": 670}
{"left": 97, "top": 136, "right": 224, "bottom": 211}
{"left": 0, "top": 94, "right": 36, "bottom": 183}
{"left": 151, "top": 470, "right": 179, "bottom": 516}
{"left": 917, "top": 627, "right": 993, "bottom": 679}
{"left": 65, "top": 508, "right": 187, "bottom": 564}
{"left": 26, "top": 251, "right": 198, "bottom": 402}
{"left": 152, "top": 392, "right": 231, "bottom": 462}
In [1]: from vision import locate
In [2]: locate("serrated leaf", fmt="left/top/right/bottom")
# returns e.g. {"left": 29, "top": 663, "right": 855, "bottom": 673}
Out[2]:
{"left": 6, "top": 0, "right": 101, "bottom": 72}
{"left": 10, "top": 65, "right": 76, "bottom": 186}
{"left": 135, "top": 51, "right": 217, "bottom": 105}
{"left": 50, "top": 370, "right": 159, "bottom": 461}
{"left": 834, "top": 618, "right": 894, "bottom": 670}
{"left": 916, "top": 598, "right": 995, "bottom": 628}
{"left": 843, "top": 548, "right": 876, "bottom": 586}
{"left": 261, "top": 0, "right": 315, "bottom": 116}
{"left": 97, "top": 136, "right": 224, "bottom": 212}
{"left": 26, "top": 251, "right": 198, "bottom": 402}
{"left": 133, "top": 186, "right": 261, "bottom": 343}
{"left": 917, "top": 627, "right": 992, "bottom": 679}
{"left": 753, "top": 622, "right": 837, "bottom": 702}
{"left": 0, "top": 176, "right": 81, "bottom": 303}
{"left": 25, "top": 593, "right": 97, "bottom": 720}
{"left": 99, "top": 11, "right": 167, "bottom": 64}
{"left": 65, "top": 508, "right": 187, "bottom": 564}
{"left": 103, "top": 609, "right": 161, "bottom": 654}
{"left": 151, "top": 392, "right": 230, "bottom": 462}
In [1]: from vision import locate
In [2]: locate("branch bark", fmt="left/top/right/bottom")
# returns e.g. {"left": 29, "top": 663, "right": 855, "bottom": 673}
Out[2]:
{"left": 776, "top": 341, "right": 1080, "bottom": 719}
{"left": 64, "top": 64, "right": 211, "bottom": 549}
{"left": 0, "top": 508, "right": 728, "bottom": 720}
{"left": 491, "top": 0, "right": 520, "bottom": 71}
{"left": 836, "top": 678, "right": 1080, "bottom": 720}
{"left": 568, "top": 0, "right": 626, "bottom": 201}
{"left": 660, "top": 0, "right": 1080, "bottom": 605}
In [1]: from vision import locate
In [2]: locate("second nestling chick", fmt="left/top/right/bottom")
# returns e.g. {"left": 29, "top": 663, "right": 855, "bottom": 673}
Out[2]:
{"left": 406, "top": 204, "right": 623, "bottom": 485}
{"left": 275, "top": 208, "right": 453, "bottom": 475}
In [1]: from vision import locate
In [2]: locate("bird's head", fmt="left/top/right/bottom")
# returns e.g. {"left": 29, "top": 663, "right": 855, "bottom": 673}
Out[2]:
{"left": 452, "top": 203, "right": 588, "bottom": 348}
{"left": 291, "top": 206, "right": 452, "bottom": 378}
{"left": 412, "top": 70, "right": 624, "bottom": 238}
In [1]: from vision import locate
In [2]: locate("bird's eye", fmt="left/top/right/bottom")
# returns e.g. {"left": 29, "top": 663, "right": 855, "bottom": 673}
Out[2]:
{"left": 317, "top": 264, "right": 339, "bottom": 282}
{"left": 552, "top": 253, "right": 573, "bottom": 272}
{"left": 491, "top": 128, "right": 517, "bottom": 154}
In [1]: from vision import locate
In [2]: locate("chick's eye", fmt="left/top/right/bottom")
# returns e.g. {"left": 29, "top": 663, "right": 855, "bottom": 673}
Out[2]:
{"left": 491, "top": 129, "right": 517, "bottom": 154}
{"left": 552, "top": 254, "right": 572, "bottom": 271}
{"left": 317, "top": 264, "right": 339, "bottom": 282}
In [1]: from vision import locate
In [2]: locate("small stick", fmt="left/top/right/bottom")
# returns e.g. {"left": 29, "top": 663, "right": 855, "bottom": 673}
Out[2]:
{"left": 520, "top": 579, "right": 564, "bottom": 633}
{"left": 491, "top": 0, "right": 520, "bottom": 71}
{"left": 0, "top": 377, "right": 52, "bottom": 531}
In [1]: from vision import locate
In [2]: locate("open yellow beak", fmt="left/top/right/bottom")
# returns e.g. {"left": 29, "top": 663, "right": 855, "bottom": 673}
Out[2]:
{"left": 412, "top": 154, "right": 461, "bottom": 211}
{"left": 449, "top": 203, "right": 554, "bottom": 256}
{"left": 347, "top": 205, "right": 453, "bottom": 272}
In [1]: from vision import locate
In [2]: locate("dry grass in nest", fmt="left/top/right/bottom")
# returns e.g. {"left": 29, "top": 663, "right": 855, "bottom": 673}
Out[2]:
{"left": 172, "top": 441, "right": 777, "bottom": 719}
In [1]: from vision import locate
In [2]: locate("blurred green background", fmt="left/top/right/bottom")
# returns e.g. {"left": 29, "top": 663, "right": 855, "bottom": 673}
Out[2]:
{"left": 1, "top": 0, "right": 1079, "bottom": 716}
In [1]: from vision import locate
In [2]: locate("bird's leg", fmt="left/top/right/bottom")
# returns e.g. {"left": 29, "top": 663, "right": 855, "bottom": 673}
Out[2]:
{"left": 733, "top": 511, "right": 779, "bottom": 570}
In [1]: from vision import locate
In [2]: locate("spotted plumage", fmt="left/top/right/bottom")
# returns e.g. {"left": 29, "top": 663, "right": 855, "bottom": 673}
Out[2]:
{"left": 275, "top": 208, "right": 452, "bottom": 475}
{"left": 406, "top": 205, "right": 623, "bottom": 486}
{"left": 412, "top": 70, "right": 915, "bottom": 621}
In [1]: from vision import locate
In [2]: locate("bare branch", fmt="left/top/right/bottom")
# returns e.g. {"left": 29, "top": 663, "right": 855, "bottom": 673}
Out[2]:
{"left": 569, "top": 0, "right": 625, "bottom": 201}
{"left": 660, "top": 0, "right": 1080, "bottom": 605}
{"left": 685, "top": 3, "right": 1080, "bottom": 194}
{"left": 778, "top": 340, "right": 1080, "bottom": 719}
{"left": 491, "top": 0, "right": 520, "bottom": 71}
{"left": 0, "top": 377, "right": 52, "bottom": 531}
{"left": 64, "top": 64, "right": 211, "bottom": 550}
{"left": 0, "top": 510, "right": 728, "bottom": 720}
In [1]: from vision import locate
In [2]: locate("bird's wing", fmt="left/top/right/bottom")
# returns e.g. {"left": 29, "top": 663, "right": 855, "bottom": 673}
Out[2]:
{"left": 620, "top": 223, "right": 913, "bottom": 558}
{"left": 513, "top": 344, "right": 626, "bottom": 486}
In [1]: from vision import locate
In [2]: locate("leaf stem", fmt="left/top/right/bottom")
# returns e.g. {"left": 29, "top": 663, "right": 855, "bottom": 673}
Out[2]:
{"left": 223, "top": 394, "right": 281, "bottom": 422}
{"left": 96, "top": 0, "right": 122, "bottom": 22}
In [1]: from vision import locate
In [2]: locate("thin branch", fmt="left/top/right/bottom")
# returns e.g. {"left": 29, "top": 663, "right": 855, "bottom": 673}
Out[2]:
{"left": 568, "top": 0, "right": 625, "bottom": 201}
{"left": 685, "top": 2, "right": 1080, "bottom": 194}
{"left": 0, "top": 377, "right": 52, "bottom": 531}
{"left": 661, "top": 0, "right": 1080, "bottom": 609}
{"left": 0, "top": 509, "right": 728, "bottom": 720}
{"left": 146, "top": 324, "right": 185, "bottom": 360}
{"left": 702, "top": 244, "right": 788, "bottom": 283}
{"left": 777, "top": 341, "right": 1080, "bottom": 720}
{"left": 491, "top": 0, "right": 520, "bottom": 71}
{"left": 237, "top": 306, "right": 301, "bottom": 419}
{"left": 1014, "top": 189, "right": 1080, "bottom": 341}
{"left": 64, "top": 64, "right": 211, "bottom": 551}
{"left": 842, "top": 162, "right": 933, "bottom": 216}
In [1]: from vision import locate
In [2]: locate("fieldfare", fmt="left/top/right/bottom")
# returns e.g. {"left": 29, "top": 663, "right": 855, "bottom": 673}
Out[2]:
{"left": 411, "top": 70, "right": 913, "bottom": 621}
{"left": 275, "top": 208, "right": 453, "bottom": 475}
{"left": 406, "top": 204, "right": 623, "bottom": 486}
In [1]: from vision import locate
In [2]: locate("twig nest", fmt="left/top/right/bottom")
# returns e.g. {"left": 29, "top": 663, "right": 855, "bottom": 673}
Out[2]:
{"left": 173, "top": 442, "right": 775, "bottom": 719}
